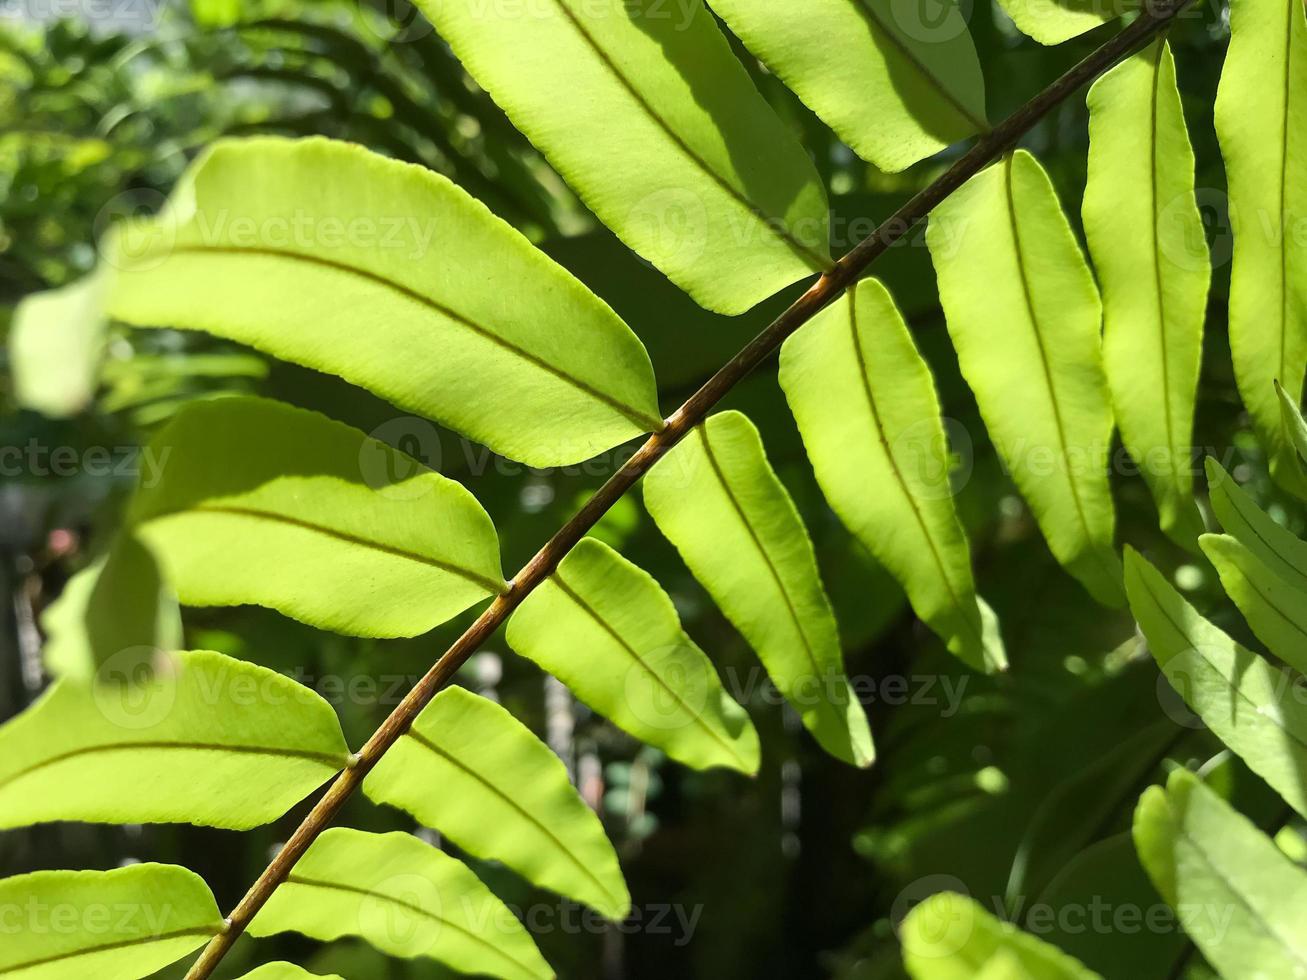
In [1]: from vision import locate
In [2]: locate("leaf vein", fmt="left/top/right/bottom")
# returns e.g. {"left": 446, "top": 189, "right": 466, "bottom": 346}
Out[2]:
{"left": 403, "top": 728, "right": 622, "bottom": 909}
{"left": 545, "top": 0, "right": 831, "bottom": 273}
{"left": 162, "top": 245, "right": 664, "bottom": 434}
{"left": 550, "top": 570, "right": 750, "bottom": 769}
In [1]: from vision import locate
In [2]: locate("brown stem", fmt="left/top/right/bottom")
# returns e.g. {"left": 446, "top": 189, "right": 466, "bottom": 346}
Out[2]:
{"left": 184, "top": 3, "right": 1192, "bottom": 974}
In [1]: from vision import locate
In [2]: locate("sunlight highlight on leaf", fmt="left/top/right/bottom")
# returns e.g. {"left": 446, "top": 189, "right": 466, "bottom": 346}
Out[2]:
{"left": 0, "top": 650, "right": 350, "bottom": 830}
{"left": 930, "top": 151, "right": 1122, "bottom": 606}
{"left": 1134, "top": 769, "right": 1307, "bottom": 979}
{"left": 249, "top": 828, "right": 553, "bottom": 980}
{"left": 507, "top": 538, "right": 760, "bottom": 774}
{"left": 105, "top": 137, "right": 663, "bottom": 466}
{"left": 779, "top": 279, "right": 1005, "bottom": 672}
{"left": 1084, "top": 39, "right": 1208, "bottom": 546}
{"left": 707, "top": 0, "right": 988, "bottom": 172}
{"left": 418, "top": 0, "right": 832, "bottom": 314}
{"left": 130, "top": 396, "right": 506, "bottom": 638}
{"left": 644, "top": 410, "right": 874, "bottom": 767}
{"left": 1215, "top": 0, "right": 1307, "bottom": 494}
{"left": 364, "top": 686, "right": 630, "bottom": 919}
{"left": 0, "top": 864, "right": 222, "bottom": 979}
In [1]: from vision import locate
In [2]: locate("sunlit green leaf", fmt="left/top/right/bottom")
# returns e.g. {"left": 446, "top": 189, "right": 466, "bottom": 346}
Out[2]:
{"left": 929, "top": 151, "right": 1123, "bottom": 606}
{"left": 8, "top": 273, "right": 106, "bottom": 418}
{"left": 1124, "top": 547, "right": 1307, "bottom": 818}
{"left": 1215, "top": 0, "right": 1307, "bottom": 493}
{"left": 419, "top": 0, "right": 831, "bottom": 315}
{"left": 1134, "top": 769, "right": 1307, "bottom": 979}
{"left": 130, "top": 395, "right": 506, "bottom": 638}
{"left": 780, "top": 279, "right": 1005, "bottom": 673}
{"left": 0, "top": 650, "right": 350, "bottom": 830}
{"left": 1083, "top": 40, "right": 1208, "bottom": 546}
{"left": 236, "top": 965, "right": 343, "bottom": 980}
{"left": 364, "top": 686, "right": 630, "bottom": 919}
{"left": 900, "top": 891, "right": 1102, "bottom": 978}
{"left": 643, "top": 410, "right": 873, "bottom": 767}
{"left": 248, "top": 828, "right": 553, "bottom": 980}
{"left": 1201, "top": 532, "right": 1307, "bottom": 676}
{"left": 707, "top": 0, "right": 987, "bottom": 172}
{"left": 507, "top": 537, "right": 760, "bottom": 774}
{"left": 0, "top": 864, "right": 223, "bottom": 979}
{"left": 1206, "top": 458, "right": 1307, "bottom": 593}
{"left": 995, "top": 0, "right": 1129, "bottom": 46}
{"left": 105, "top": 136, "right": 663, "bottom": 466}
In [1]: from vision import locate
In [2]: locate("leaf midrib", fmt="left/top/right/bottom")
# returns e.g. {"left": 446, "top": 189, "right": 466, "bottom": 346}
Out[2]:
{"left": 1137, "top": 570, "right": 1307, "bottom": 759}
{"left": 545, "top": 0, "right": 831, "bottom": 273}
{"left": 1146, "top": 40, "right": 1182, "bottom": 491}
{"left": 283, "top": 875, "right": 544, "bottom": 979}
{"left": 1215, "top": 484, "right": 1307, "bottom": 592}
{"left": 1224, "top": 546, "right": 1307, "bottom": 648}
{"left": 404, "top": 728, "right": 623, "bottom": 911}
{"left": 0, "top": 926, "right": 219, "bottom": 975}
{"left": 695, "top": 424, "right": 826, "bottom": 681}
{"left": 1002, "top": 156, "right": 1119, "bottom": 589}
{"left": 846, "top": 290, "right": 986, "bottom": 652}
{"left": 0, "top": 740, "right": 347, "bottom": 793}
{"left": 153, "top": 503, "right": 508, "bottom": 596}
{"left": 1278, "top": 0, "right": 1295, "bottom": 387}
{"left": 550, "top": 571, "right": 751, "bottom": 770}
{"left": 849, "top": 0, "right": 988, "bottom": 133}
{"left": 157, "top": 244, "right": 663, "bottom": 434}
{"left": 1167, "top": 817, "right": 1307, "bottom": 972}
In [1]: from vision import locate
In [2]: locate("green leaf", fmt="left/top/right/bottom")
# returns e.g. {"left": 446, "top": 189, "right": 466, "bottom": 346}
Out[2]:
{"left": 364, "top": 686, "right": 630, "bottom": 919}
{"left": 643, "top": 410, "right": 874, "bottom": 767}
{"left": 0, "top": 649, "right": 350, "bottom": 830}
{"left": 929, "top": 151, "right": 1123, "bottom": 606}
{"left": 1215, "top": 0, "right": 1307, "bottom": 493}
{"left": 1206, "top": 458, "right": 1307, "bottom": 593}
{"left": 506, "top": 537, "right": 760, "bottom": 774}
{"left": 236, "top": 966, "right": 343, "bottom": 980}
{"left": 1083, "top": 40, "right": 1209, "bottom": 546}
{"left": 1134, "top": 768, "right": 1307, "bottom": 978}
{"left": 419, "top": 0, "right": 831, "bottom": 315}
{"left": 1124, "top": 547, "right": 1307, "bottom": 818}
{"left": 706, "top": 0, "right": 987, "bottom": 172}
{"left": 41, "top": 533, "right": 182, "bottom": 683}
{"left": 248, "top": 828, "right": 553, "bottom": 980}
{"left": 995, "top": 0, "right": 1129, "bottom": 46}
{"left": 900, "top": 891, "right": 1102, "bottom": 978}
{"left": 104, "top": 136, "right": 663, "bottom": 466}
{"left": 8, "top": 273, "right": 106, "bottom": 418}
{"left": 1277, "top": 378, "right": 1307, "bottom": 467}
{"left": 0, "top": 863, "right": 223, "bottom": 978}
{"left": 779, "top": 279, "right": 1005, "bottom": 673}
{"left": 129, "top": 395, "right": 506, "bottom": 638}
{"left": 1201, "top": 532, "right": 1307, "bottom": 675}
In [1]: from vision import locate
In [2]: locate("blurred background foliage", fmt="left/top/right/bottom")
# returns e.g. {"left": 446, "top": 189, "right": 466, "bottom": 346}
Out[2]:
{"left": 1, "top": 0, "right": 1302, "bottom": 977}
